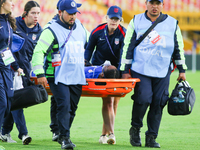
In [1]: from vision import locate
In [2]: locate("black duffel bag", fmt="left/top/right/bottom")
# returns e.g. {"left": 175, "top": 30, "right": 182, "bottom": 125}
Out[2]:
{"left": 167, "top": 80, "right": 196, "bottom": 115}
{"left": 11, "top": 77, "right": 48, "bottom": 111}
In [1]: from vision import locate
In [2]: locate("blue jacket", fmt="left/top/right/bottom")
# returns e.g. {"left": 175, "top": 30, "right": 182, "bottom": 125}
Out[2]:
{"left": 13, "top": 16, "right": 42, "bottom": 77}
{"left": 85, "top": 66, "right": 102, "bottom": 78}
{"left": 0, "top": 14, "right": 14, "bottom": 69}
{"left": 0, "top": 14, "right": 16, "bottom": 98}
{"left": 85, "top": 23, "right": 126, "bottom": 68}
{"left": 0, "top": 14, "right": 18, "bottom": 71}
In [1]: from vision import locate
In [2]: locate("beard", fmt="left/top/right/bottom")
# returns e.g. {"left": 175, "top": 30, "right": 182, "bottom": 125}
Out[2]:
{"left": 61, "top": 14, "right": 75, "bottom": 26}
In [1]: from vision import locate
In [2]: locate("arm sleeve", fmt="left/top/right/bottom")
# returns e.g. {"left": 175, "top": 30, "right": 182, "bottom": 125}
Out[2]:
{"left": 120, "top": 19, "right": 137, "bottom": 73}
{"left": 83, "top": 26, "right": 90, "bottom": 49}
{"left": 173, "top": 24, "right": 187, "bottom": 73}
{"left": 31, "top": 28, "right": 55, "bottom": 76}
{"left": 84, "top": 30, "right": 98, "bottom": 62}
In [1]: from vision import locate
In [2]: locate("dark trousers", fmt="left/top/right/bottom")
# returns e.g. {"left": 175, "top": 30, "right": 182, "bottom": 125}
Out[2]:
{"left": 50, "top": 96, "right": 59, "bottom": 134}
{"left": 48, "top": 81, "right": 82, "bottom": 137}
{"left": 0, "top": 83, "right": 8, "bottom": 129}
{"left": 130, "top": 69, "right": 171, "bottom": 138}
{"left": 2, "top": 109, "right": 28, "bottom": 139}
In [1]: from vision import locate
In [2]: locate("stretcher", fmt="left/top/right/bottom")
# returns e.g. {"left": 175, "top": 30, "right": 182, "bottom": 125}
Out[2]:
{"left": 30, "top": 77, "right": 140, "bottom": 97}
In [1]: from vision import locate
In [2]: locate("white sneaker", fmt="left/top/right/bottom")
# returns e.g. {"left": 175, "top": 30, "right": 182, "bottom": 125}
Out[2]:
{"left": 22, "top": 135, "right": 32, "bottom": 145}
{"left": 107, "top": 133, "right": 116, "bottom": 144}
{"left": 0, "top": 133, "right": 17, "bottom": 143}
{"left": 99, "top": 135, "right": 108, "bottom": 144}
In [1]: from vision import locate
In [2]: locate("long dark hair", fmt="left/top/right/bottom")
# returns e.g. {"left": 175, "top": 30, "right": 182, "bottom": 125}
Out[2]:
{"left": 0, "top": 0, "right": 17, "bottom": 31}
{"left": 22, "top": 1, "right": 40, "bottom": 18}
{"left": 0, "top": 0, "right": 16, "bottom": 30}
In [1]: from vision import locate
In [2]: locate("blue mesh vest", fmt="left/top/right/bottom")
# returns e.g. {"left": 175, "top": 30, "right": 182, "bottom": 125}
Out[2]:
{"left": 49, "top": 21, "right": 87, "bottom": 85}
{"left": 132, "top": 13, "right": 177, "bottom": 77}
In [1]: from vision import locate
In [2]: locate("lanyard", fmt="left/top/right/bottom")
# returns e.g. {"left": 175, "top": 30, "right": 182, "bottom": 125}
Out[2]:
{"left": 7, "top": 21, "right": 11, "bottom": 49}
{"left": 104, "top": 27, "right": 117, "bottom": 58}
{"left": 61, "top": 27, "right": 73, "bottom": 49}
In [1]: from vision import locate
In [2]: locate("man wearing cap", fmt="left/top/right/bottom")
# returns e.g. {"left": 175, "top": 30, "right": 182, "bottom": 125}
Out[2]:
{"left": 31, "top": 0, "right": 88, "bottom": 149}
{"left": 85, "top": 5, "right": 126, "bottom": 145}
{"left": 120, "top": 0, "right": 187, "bottom": 148}
{"left": 43, "top": 0, "right": 89, "bottom": 143}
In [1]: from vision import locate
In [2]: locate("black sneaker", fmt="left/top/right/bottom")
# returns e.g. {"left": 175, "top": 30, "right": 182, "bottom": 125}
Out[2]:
{"left": 145, "top": 135, "right": 160, "bottom": 148}
{"left": 129, "top": 126, "right": 141, "bottom": 146}
{"left": 71, "top": 142, "right": 76, "bottom": 148}
{"left": 52, "top": 133, "right": 59, "bottom": 141}
{"left": 61, "top": 137, "right": 74, "bottom": 149}
{"left": 58, "top": 136, "right": 76, "bottom": 149}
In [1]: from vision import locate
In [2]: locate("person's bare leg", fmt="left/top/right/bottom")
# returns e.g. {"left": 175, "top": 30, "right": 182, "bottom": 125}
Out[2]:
{"left": 106, "top": 97, "right": 120, "bottom": 144}
{"left": 101, "top": 97, "right": 114, "bottom": 135}
{"left": 113, "top": 97, "right": 120, "bottom": 116}
{"left": 102, "top": 123, "right": 107, "bottom": 135}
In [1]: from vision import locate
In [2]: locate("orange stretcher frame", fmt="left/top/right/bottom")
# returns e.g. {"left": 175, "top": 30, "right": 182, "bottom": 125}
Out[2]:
{"left": 30, "top": 77, "right": 140, "bottom": 97}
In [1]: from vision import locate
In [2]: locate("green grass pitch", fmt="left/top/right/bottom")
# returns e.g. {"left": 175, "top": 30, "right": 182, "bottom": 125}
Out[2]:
{"left": 0, "top": 71, "right": 199, "bottom": 150}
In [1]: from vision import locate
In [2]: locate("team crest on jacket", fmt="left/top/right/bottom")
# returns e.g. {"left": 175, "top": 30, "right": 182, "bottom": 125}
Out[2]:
{"left": 115, "top": 38, "right": 119, "bottom": 45}
{"left": 32, "top": 34, "right": 36, "bottom": 40}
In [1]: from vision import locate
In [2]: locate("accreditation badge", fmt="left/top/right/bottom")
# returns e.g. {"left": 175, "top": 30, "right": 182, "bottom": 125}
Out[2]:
{"left": 148, "top": 30, "right": 161, "bottom": 44}
{"left": 0, "top": 47, "right": 15, "bottom": 66}
{"left": 51, "top": 51, "right": 61, "bottom": 67}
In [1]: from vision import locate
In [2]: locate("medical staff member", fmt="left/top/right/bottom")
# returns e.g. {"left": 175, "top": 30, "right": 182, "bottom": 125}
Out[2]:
{"left": 42, "top": 0, "right": 89, "bottom": 142}
{"left": 84, "top": 5, "right": 126, "bottom": 145}
{"left": 31, "top": 0, "right": 88, "bottom": 149}
{"left": 120, "top": 0, "right": 187, "bottom": 148}
{"left": 1, "top": 1, "right": 42, "bottom": 145}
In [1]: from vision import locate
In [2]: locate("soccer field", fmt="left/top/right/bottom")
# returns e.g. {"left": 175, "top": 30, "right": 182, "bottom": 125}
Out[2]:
{"left": 1, "top": 71, "right": 200, "bottom": 150}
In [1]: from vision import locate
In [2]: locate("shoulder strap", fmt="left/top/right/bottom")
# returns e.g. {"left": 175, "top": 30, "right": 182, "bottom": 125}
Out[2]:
{"left": 135, "top": 14, "right": 164, "bottom": 47}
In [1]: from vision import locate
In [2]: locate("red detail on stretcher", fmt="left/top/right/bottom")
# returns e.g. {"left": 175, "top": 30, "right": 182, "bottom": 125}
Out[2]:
{"left": 30, "top": 77, "right": 140, "bottom": 97}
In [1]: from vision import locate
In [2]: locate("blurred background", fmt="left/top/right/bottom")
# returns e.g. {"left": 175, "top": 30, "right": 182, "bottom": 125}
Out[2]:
{"left": 12, "top": 0, "right": 200, "bottom": 71}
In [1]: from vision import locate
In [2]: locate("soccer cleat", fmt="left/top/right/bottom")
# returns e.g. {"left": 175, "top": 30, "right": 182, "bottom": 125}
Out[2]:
{"left": 0, "top": 133, "right": 17, "bottom": 143}
{"left": 107, "top": 133, "right": 116, "bottom": 145}
{"left": 22, "top": 135, "right": 32, "bottom": 145}
{"left": 52, "top": 133, "right": 59, "bottom": 141}
{"left": 99, "top": 135, "right": 108, "bottom": 144}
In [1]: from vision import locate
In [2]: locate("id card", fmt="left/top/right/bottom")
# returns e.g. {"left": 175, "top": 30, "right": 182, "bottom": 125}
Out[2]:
{"left": 51, "top": 52, "right": 61, "bottom": 67}
{"left": 148, "top": 30, "right": 161, "bottom": 44}
{"left": 0, "top": 48, "right": 15, "bottom": 66}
